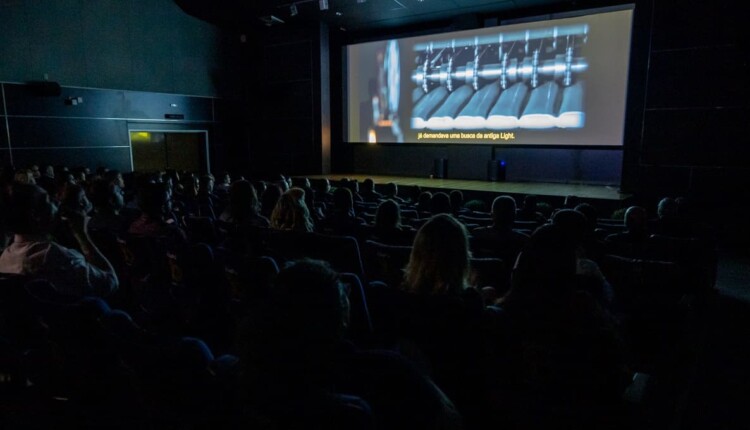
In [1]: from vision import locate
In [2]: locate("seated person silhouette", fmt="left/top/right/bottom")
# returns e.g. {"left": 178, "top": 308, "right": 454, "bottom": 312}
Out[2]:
{"left": 472, "top": 195, "right": 529, "bottom": 263}
{"left": 496, "top": 224, "right": 630, "bottom": 429}
{"left": 370, "top": 199, "right": 415, "bottom": 246}
{"left": 318, "top": 187, "right": 366, "bottom": 236}
{"left": 605, "top": 206, "right": 649, "bottom": 258}
{"left": 360, "top": 178, "right": 383, "bottom": 203}
{"left": 237, "top": 259, "right": 462, "bottom": 429}
{"left": 269, "top": 188, "right": 314, "bottom": 233}
{"left": 0, "top": 183, "right": 118, "bottom": 297}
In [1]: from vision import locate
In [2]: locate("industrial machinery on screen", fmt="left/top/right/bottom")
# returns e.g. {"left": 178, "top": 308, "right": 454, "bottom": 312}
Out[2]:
{"left": 410, "top": 24, "right": 589, "bottom": 131}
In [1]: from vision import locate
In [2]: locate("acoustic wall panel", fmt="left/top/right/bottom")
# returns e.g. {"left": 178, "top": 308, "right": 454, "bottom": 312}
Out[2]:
{"left": 7, "top": 117, "right": 128, "bottom": 149}
{"left": 3, "top": 84, "right": 214, "bottom": 122}
{"left": 11, "top": 147, "right": 132, "bottom": 173}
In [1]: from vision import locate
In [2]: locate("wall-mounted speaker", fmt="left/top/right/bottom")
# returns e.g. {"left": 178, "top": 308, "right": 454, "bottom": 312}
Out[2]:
{"left": 487, "top": 159, "right": 507, "bottom": 182}
{"left": 433, "top": 158, "right": 448, "bottom": 179}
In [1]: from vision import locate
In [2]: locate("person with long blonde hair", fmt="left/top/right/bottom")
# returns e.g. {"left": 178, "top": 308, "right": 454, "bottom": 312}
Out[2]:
{"left": 270, "top": 188, "right": 314, "bottom": 232}
{"left": 403, "top": 213, "right": 471, "bottom": 295}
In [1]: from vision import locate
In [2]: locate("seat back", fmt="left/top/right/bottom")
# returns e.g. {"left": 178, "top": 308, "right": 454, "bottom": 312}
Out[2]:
{"left": 600, "top": 254, "right": 686, "bottom": 311}
{"left": 266, "top": 231, "right": 365, "bottom": 278}
{"left": 184, "top": 216, "right": 221, "bottom": 245}
{"left": 339, "top": 273, "right": 374, "bottom": 342}
{"left": 469, "top": 257, "right": 510, "bottom": 295}
{"left": 646, "top": 234, "right": 717, "bottom": 289}
{"left": 362, "top": 240, "right": 411, "bottom": 287}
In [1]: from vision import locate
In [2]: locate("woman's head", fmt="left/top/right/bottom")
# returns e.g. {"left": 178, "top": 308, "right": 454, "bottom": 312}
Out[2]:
{"left": 14, "top": 169, "right": 35, "bottom": 185}
{"left": 270, "top": 188, "right": 313, "bottom": 232}
{"left": 227, "top": 180, "right": 260, "bottom": 222}
{"left": 404, "top": 214, "right": 471, "bottom": 295}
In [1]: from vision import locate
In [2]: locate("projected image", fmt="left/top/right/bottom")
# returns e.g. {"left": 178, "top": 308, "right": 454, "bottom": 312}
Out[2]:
{"left": 360, "top": 40, "right": 404, "bottom": 143}
{"left": 411, "top": 25, "right": 588, "bottom": 131}
{"left": 346, "top": 8, "right": 634, "bottom": 145}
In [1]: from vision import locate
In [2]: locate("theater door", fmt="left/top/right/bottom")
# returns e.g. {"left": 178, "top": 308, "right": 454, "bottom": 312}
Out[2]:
{"left": 129, "top": 130, "right": 209, "bottom": 173}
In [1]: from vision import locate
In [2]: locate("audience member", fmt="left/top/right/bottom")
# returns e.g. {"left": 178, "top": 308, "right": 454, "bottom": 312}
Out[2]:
{"left": 605, "top": 206, "right": 649, "bottom": 258}
{"left": 449, "top": 190, "right": 468, "bottom": 216}
{"left": 14, "top": 169, "right": 35, "bottom": 185}
{"left": 291, "top": 177, "right": 311, "bottom": 189}
{"left": 551, "top": 209, "right": 611, "bottom": 304}
{"left": 573, "top": 202, "right": 606, "bottom": 259}
{"left": 403, "top": 214, "right": 472, "bottom": 295}
{"left": 383, "top": 182, "right": 405, "bottom": 204}
{"left": 197, "top": 174, "right": 220, "bottom": 218}
{"left": 343, "top": 179, "right": 364, "bottom": 203}
{"left": 104, "top": 169, "right": 125, "bottom": 190}
{"left": 315, "top": 178, "right": 334, "bottom": 205}
{"left": 128, "top": 182, "right": 186, "bottom": 244}
{"left": 516, "top": 194, "right": 546, "bottom": 223}
{"left": 651, "top": 197, "right": 691, "bottom": 237}
{"left": 318, "top": 187, "right": 366, "bottom": 236}
{"left": 174, "top": 173, "right": 200, "bottom": 217}
{"left": 303, "top": 185, "right": 325, "bottom": 227}
{"left": 29, "top": 164, "right": 41, "bottom": 180}
{"left": 471, "top": 195, "right": 529, "bottom": 264}
{"left": 563, "top": 194, "right": 580, "bottom": 209}
{"left": 215, "top": 171, "right": 232, "bottom": 195}
{"left": 0, "top": 183, "right": 118, "bottom": 297}
{"left": 88, "top": 179, "right": 126, "bottom": 230}
{"left": 496, "top": 223, "right": 630, "bottom": 429}
{"left": 269, "top": 188, "right": 314, "bottom": 232}
{"left": 430, "top": 192, "right": 452, "bottom": 215}
{"left": 360, "top": 178, "right": 383, "bottom": 203}
{"left": 54, "top": 183, "right": 95, "bottom": 249}
{"left": 37, "top": 165, "right": 55, "bottom": 194}
{"left": 397, "top": 214, "right": 501, "bottom": 427}
{"left": 71, "top": 166, "right": 87, "bottom": 185}
{"left": 260, "top": 183, "right": 282, "bottom": 219}
{"left": 370, "top": 199, "right": 415, "bottom": 246}
{"left": 237, "top": 259, "right": 463, "bottom": 430}
{"left": 416, "top": 191, "right": 433, "bottom": 215}
{"left": 219, "top": 180, "right": 269, "bottom": 228}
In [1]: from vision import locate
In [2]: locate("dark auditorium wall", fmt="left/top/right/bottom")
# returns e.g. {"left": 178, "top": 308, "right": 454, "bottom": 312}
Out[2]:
{"left": 0, "top": 83, "right": 224, "bottom": 172}
{"left": 625, "top": 0, "right": 747, "bottom": 204}
{"left": 0, "top": 0, "right": 242, "bottom": 172}
{"left": 238, "top": 22, "right": 330, "bottom": 178}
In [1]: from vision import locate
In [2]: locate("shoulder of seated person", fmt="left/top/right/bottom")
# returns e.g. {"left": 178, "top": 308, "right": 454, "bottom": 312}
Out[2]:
{"left": 44, "top": 241, "right": 82, "bottom": 258}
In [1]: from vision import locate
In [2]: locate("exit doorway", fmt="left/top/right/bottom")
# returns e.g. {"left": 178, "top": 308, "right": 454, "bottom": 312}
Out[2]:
{"left": 129, "top": 130, "right": 209, "bottom": 173}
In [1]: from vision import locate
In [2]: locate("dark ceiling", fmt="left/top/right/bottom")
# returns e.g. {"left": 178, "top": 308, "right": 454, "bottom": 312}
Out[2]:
{"left": 175, "top": 0, "right": 612, "bottom": 32}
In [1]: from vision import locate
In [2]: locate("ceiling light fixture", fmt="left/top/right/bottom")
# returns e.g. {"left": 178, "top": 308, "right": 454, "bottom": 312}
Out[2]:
{"left": 319, "top": 0, "right": 328, "bottom": 10}
{"left": 290, "top": 3, "right": 298, "bottom": 16}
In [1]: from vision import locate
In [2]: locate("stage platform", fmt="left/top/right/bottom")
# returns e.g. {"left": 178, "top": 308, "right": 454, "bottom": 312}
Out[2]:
{"left": 306, "top": 174, "right": 630, "bottom": 202}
